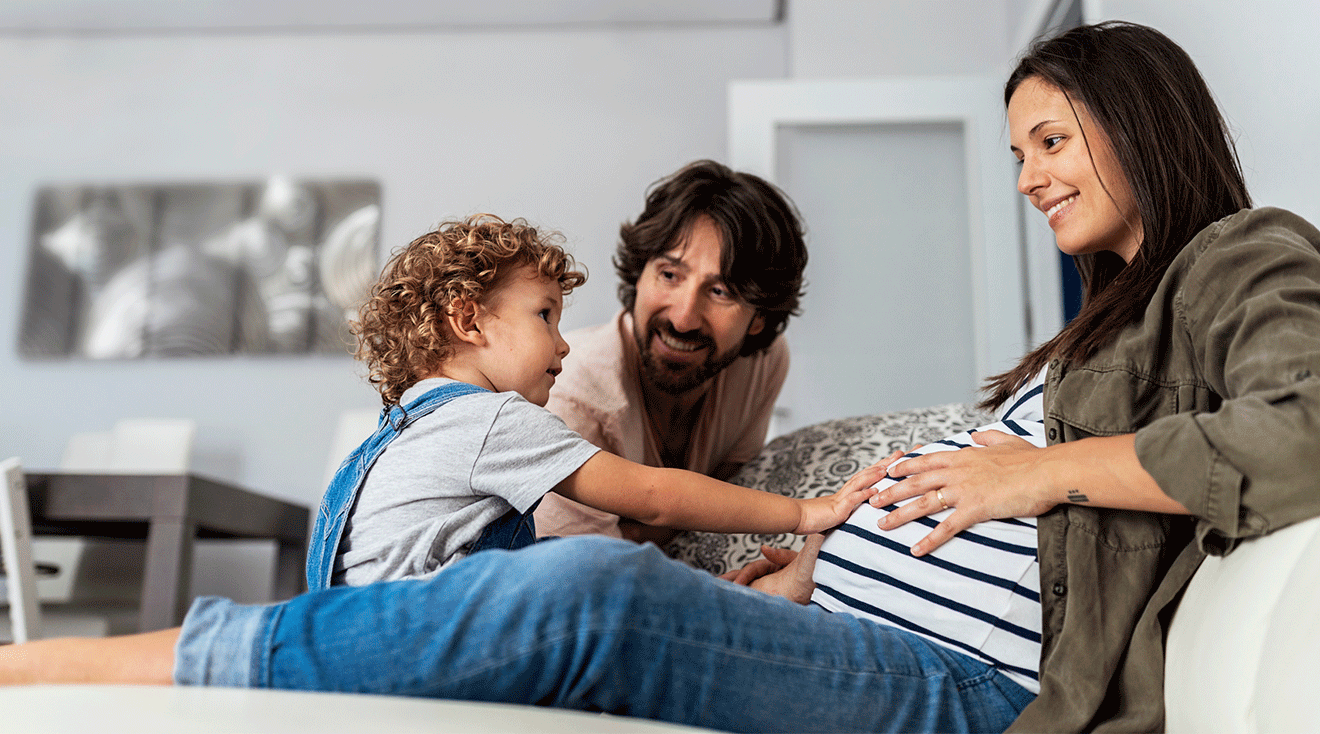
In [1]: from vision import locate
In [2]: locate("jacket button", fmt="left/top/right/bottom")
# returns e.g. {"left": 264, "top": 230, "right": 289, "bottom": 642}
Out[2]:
{"left": 1052, "top": 582, "right": 1067, "bottom": 596}
{"left": 1047, "top": 427, "right": 1058, "bottom": 441}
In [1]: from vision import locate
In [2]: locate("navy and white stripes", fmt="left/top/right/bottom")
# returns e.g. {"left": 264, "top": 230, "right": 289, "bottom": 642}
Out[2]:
{"left": 810, "top": 374, "right": 1047, "bottom": 693}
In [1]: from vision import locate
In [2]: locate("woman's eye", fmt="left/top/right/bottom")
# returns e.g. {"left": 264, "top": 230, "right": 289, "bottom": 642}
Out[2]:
{"left": 1043, "top": 135, "right": 1065, "bottom": 149}
{"left": 538, "top": 309, "right": 551, "bottom": 322}
{"left": 659, "top": 269, "right": 677, "bottom": 282}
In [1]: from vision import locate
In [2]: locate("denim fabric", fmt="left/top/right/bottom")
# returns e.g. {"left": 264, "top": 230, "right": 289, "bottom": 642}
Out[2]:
{"left": 305, "top": 381, "right": 488, "bottom": 591}
{"left": 180, "top": 537, "right": 1033, "bottom": 733}
{"left": 466, "top": 499, "right": 541, "bottom": 554}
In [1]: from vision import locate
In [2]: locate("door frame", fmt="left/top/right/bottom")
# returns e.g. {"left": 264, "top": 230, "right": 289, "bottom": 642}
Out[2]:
{"left": 728, "top": 76, "right": 1032, "bottom": 379}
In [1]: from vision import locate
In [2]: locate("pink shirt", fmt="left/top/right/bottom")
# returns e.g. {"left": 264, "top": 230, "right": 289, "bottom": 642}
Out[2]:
{"left": 534, "top": 310, "right": 789, "bottom": 537}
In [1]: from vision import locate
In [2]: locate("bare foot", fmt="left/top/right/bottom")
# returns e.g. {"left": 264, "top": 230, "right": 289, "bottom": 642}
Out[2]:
{"left": 0, "top": 628, "right": 179, "bottom": 685}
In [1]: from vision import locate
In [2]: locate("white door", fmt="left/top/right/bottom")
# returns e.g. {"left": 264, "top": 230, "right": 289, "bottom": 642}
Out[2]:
{"left": 729, "top": 77, "right": 1055, "bottom": 434}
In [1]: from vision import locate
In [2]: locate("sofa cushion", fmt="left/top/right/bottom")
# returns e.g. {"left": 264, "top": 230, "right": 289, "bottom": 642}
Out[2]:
{"left": 662, "top": 403, "right": 990, "bottom": 575}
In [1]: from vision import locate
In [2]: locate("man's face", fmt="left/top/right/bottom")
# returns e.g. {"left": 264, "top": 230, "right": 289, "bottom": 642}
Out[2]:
{"left": 631, "top": 216, "right": 764, "bottom": 397}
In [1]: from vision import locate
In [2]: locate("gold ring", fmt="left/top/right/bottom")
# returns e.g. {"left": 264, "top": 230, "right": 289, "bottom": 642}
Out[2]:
{"left": 936, "top": 489, "right": 949, "bottom": 511}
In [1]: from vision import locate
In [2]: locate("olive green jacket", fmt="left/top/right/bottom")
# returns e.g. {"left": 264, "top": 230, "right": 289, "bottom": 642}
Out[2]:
{"left": 1009, "top": 208, "right": 1320, "bottom": 733}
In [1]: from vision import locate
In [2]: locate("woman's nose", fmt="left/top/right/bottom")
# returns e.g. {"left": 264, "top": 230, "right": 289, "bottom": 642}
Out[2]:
{"left": 1017, "top": 157, "right": 1047, "bottom": 196}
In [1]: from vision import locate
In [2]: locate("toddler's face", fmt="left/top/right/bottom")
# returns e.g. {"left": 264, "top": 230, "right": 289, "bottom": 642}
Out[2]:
{"left": 475, "top": 267, "right": 570, "bottom": 406}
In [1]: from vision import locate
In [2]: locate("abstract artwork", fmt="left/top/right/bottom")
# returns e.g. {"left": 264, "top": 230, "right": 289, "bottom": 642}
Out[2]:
{"left": 19, "top": 177, "right": 381, "bottom": 359}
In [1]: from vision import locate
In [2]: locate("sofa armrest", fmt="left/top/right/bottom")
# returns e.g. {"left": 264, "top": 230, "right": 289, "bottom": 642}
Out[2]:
{"left": 1164, "top": 514, "right": 1320, "bottom": 733}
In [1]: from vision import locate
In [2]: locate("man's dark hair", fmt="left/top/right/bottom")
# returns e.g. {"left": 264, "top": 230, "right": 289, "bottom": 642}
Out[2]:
{"left": 614, "top": 159, "right": 808, "bottom": 356}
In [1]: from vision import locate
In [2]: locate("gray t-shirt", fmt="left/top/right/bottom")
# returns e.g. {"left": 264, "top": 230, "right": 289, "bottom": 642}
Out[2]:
{"left": 334, "top": 378, "right": 599, "bottom": 586}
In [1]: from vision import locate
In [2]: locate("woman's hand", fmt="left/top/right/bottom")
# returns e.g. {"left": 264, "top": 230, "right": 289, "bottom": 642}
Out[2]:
{"left": 873, "top": 430, "right": 1057, "bottom": 556}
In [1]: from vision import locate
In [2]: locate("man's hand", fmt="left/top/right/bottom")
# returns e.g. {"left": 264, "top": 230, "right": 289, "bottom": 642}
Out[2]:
{"left": 720, "top": 545, "right": 798, "bottom": 585}
{"left": 721, "top": 535, "right": 825, "bottom": 605}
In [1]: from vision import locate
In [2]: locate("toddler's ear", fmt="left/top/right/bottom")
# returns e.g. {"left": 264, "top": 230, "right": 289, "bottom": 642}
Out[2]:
{"left": 447, "top": 299, "right": 486, "bottom": 346}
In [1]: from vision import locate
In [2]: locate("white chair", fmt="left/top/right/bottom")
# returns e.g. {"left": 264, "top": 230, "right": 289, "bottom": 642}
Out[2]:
{"left": 24, "top": 419, "right": 199, "bottom": 635}
{"left": 1, "top": 457, "right": 42, "bottom": 643}
{"left": 61, "top": 418, "right": 196, "bottom": 473}
{"left": 323, "top": 408, "right": 381, "bottom": 487}
{"left": 58, "top": 431, "right": 113, "bottom": 471}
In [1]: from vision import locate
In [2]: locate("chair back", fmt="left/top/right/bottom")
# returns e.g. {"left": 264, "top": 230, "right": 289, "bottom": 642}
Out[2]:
{"left": 322, "top": 409, "right": 380, "bottom": 488}
{"left": 61, "top": 418, "right": 196, "bottom": 473}
{"left": 1, "top": 457, "right": 42, "bottom": 643}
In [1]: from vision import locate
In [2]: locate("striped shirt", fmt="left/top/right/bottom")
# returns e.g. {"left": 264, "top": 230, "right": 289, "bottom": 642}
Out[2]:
{"left": 810, "top": 375, "right": 1046, "bottom": 692}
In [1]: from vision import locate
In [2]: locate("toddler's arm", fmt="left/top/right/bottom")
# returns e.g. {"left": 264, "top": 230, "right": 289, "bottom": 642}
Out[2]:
{"left": 553, "top": 452, "right": 880, "bottom": 536}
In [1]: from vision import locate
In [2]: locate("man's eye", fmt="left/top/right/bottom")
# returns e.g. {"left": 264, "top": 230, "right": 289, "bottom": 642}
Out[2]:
{"left": 711, "top": 286, "right": 732, "bottom": 301}
{"left": 659, "top": 269, "right": 677, "bottom": 281}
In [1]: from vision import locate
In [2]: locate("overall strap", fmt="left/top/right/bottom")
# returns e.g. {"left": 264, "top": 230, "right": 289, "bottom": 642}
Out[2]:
{"left": 305, "top": 381, "right": 490, "bottom": 591}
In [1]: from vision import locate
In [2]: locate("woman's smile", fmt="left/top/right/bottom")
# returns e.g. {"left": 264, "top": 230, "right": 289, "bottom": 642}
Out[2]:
{"left": 1009, "top": 76, "right": 1142, "bottom": 263}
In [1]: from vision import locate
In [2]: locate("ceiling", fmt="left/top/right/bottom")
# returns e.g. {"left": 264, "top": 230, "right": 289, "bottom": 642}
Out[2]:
{"left": 0, "top": 0, "right": 783, "bottom": 34}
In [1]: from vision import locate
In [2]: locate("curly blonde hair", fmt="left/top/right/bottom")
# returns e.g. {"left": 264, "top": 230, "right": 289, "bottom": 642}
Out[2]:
{"left": 354, "top": 214, "right": 587, "bottom": 406}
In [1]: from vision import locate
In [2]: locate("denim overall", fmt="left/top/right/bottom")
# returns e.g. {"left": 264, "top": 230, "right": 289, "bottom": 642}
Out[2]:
{"left": 305, "top": 381, "right": 541, "bottom": 591}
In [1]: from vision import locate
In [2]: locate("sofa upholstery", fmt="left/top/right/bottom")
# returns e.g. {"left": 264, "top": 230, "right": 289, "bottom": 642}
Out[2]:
{"left": 664, "top": 402, "right": 992, "bottom": 575}
{"left": 1164, "top": 512, "right": 1320, "bottom": 733}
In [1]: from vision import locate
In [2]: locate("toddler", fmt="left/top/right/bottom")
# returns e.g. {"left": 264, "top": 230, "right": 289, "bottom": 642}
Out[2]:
{"left": 307, "top": 214, "right": 878, "bottom": 589}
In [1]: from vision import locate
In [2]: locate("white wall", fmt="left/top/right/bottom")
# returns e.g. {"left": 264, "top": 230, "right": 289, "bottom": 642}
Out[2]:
{"left": 0, "top": 24, "right": 786, "bottom": 506}
{"left": 1098, "top": 0, "right": 1320, "bottom": 226}
{"left": 4, "top": 0, "right": 1316, "bottom": 509}
{"left": 764, "top": 1, "right": 1022, "bottom": 423}
{"left": 789, "top": 0, "right": 1017, "bottom": 79}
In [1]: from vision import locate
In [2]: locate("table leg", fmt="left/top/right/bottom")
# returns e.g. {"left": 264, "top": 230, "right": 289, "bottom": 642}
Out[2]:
{"left": 274, "top": 537, "right": 306, "bottom": 600}
{"left": 140, "top": 518, "right": 196, "bottom": 631}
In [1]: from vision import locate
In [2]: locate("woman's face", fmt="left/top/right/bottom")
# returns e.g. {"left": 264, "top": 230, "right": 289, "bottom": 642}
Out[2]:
{"left": 1009, "top": 76, "right": 1143, "bottom": 263}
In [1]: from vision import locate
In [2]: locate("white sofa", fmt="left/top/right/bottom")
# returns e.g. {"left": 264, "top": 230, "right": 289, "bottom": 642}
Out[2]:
{"left": 0, "top": 685, "right": 709, "bottom": 733}
{"left": 3, "top": 405, "right": 1315, "bottom": 732}
{"left": 1164, "top": 513, "right": 1320, "bottom": 733}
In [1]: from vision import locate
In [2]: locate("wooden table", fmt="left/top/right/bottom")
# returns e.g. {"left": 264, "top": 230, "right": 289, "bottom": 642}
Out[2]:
{"left": 23, "top": 472, "right": 309, "bottom": 632}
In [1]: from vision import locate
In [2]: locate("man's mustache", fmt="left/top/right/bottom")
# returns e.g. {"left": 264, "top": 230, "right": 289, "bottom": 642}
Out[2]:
{"left": 649, "top": 319, "right": 715, "bottom": 351}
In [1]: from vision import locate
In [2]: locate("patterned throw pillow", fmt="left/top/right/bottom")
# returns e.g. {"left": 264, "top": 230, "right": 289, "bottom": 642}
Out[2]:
{"left": 662, "top": 403, "right": 992, "bottom": 575}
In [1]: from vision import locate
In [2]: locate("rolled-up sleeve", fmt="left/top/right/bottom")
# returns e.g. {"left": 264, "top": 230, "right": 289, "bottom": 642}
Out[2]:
{"left": 1135, "top": 208, "right": 1320, "bottom": 553}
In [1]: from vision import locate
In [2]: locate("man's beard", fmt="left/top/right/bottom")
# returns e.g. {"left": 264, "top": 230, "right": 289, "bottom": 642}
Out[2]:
{"left": 635, "top": 316, "right": 743, "bottom": 396}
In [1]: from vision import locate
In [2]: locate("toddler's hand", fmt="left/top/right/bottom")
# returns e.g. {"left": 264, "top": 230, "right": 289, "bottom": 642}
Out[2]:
{"left": 792, "top": 457, "right": 891, "bottom": 534}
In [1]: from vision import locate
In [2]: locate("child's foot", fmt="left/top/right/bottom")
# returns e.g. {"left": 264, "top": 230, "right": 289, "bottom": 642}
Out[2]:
{"left": 0, "top": 629, "right": 179, "bottom": 685}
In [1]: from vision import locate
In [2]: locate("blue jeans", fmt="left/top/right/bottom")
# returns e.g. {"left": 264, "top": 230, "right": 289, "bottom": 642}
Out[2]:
{"left": 178, "top": 538, "right": 1033, "bottom": 733}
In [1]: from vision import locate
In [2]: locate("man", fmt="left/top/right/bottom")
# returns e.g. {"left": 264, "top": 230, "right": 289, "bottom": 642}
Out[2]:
{"left": 535, "top": 159, "right": 808, "bottom": 543}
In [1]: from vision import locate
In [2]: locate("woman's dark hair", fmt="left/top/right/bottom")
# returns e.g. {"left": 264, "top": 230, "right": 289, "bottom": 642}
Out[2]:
{"left": 983, "top": 21, "right": 1251, "bottom": 409}
{"left": 614, "top": 159, "right": 808, "bottom": 356}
